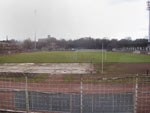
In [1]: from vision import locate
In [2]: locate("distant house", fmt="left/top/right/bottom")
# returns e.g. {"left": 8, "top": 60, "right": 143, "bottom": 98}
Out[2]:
{"left": 0, "top": 41, "right": 20, "bottom": 54}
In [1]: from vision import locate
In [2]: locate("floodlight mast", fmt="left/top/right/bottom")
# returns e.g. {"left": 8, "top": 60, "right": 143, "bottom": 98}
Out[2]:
{"left": 147, "top": 1, "right": 150, "bottom": 44}
{"left": 34, "top": 9, "right": 37, "bottom": 50}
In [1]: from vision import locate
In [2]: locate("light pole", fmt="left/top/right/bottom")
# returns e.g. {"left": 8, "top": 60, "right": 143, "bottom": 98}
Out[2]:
{"left": 147, "top": 1, "right": 150, "bottom": 49}
{"left": 34, "top": 9, "right": 37, "bottom": 50}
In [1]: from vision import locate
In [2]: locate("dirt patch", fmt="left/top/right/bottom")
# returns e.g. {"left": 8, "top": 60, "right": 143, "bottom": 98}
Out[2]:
{"left": 0, "top": 63, "right": 94, "bottom": 74}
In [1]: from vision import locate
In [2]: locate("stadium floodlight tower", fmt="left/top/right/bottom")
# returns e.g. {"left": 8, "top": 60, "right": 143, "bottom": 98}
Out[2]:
{"left": 34, "top": 9, "right": 37, "bottom": 50}
{"left": 147, "top": 1, "right": 150, "bottom": 50}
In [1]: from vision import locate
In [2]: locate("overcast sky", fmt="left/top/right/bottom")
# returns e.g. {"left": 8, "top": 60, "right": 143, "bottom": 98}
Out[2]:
{"left": 0, "top": 0, "right": 148, "bottom": 41}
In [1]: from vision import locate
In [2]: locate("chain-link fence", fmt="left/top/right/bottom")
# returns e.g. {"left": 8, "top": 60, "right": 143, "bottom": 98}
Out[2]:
{"left": 0, "top": 73, "right": 149, "bottom": 113}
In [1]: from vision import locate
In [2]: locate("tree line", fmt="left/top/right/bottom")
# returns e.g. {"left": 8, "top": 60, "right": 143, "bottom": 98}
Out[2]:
{"left": 12, "top": 35, "right": 149, "bottom": 51}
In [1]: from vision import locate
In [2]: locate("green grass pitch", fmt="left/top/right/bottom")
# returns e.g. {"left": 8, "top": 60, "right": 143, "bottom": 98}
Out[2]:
{"left": 0, "top": 51, "right": 150, "bottom": 63}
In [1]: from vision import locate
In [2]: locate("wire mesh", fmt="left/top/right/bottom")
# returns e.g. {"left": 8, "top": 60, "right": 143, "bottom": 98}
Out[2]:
{"left": 0, "top": 73, "right": 149, "bottom": 113}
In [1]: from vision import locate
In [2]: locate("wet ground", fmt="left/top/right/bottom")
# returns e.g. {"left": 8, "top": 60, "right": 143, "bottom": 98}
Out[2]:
{"left": 0, "top": 63, "right": 94, "bottom": 74}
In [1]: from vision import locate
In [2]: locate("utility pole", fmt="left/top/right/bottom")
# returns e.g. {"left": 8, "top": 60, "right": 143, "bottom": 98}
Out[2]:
{"left": 147, "top": 1, "right": 150, "bottom": 50}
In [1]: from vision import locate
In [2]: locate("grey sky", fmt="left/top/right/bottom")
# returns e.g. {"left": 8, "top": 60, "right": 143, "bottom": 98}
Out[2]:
{"left": 0, "top": 0, "right": 148, "bottom": 41}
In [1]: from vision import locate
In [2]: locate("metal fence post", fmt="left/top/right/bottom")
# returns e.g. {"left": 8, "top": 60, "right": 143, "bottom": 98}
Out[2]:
{"left": 134, "top": 74, "right": 138, "bottom": 113}
{"left": 25, "top": 76, "right": 29, "bottom": 113}
{"left": 70, "top": 94, "right": 72, "bottom": 113}
{"left": 80, "top": 76, "right": 83, "bottom": 113}
{"left": 92, "top": 94, "right": 94, "bottom": 113}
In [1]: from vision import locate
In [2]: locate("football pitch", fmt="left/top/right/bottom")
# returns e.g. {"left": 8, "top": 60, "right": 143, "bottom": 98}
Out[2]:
{"left": 0, "top": 51, "right": 150, "bottom": 63}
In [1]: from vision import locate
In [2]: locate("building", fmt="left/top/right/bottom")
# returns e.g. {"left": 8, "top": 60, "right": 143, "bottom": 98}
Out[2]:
{"left": 0, "top": 40, "right": 20, "bottom": 54}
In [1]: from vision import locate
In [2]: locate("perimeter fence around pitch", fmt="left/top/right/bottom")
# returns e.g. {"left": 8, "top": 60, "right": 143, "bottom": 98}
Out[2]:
{"left": 0, "top": 73, "right": 149, "bottom": 113}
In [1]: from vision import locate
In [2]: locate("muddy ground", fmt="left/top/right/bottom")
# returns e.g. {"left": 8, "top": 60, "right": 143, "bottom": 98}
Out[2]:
{"left": 0, "top": 63, "right": 94, "bottom": 74}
